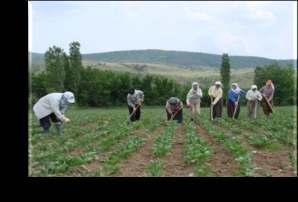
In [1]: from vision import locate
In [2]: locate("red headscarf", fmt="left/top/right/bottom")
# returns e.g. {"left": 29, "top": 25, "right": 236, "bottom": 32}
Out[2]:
{"left": 266, "top": 80, "right": 274, "bottom": 89}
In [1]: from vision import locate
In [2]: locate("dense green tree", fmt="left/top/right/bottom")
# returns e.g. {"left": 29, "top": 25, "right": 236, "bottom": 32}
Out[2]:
{"left": 254, "top": 63, "right": 295, "bottom": 105}
{"left": 44, "top": 46, "right": 66, "bottom": 92}
{"left": 68, "top": 41, "right": 83, "bottom": 97}
{"left": 220, "top": 53, "right": 231, "bottom": 104}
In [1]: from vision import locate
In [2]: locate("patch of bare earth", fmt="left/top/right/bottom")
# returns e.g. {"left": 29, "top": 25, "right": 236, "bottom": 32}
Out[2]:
{"left": 252, "top": 149, "right": 296, "bottom": 176}
{"left": 113, "top": 127, "right": 164, "bottom": 177}
{"left": 160, "top": 125, "right": 194, "bottom": 177}
{"left": 213, "top": 122, "right": 296, "bottom": 176}
{"left": 194, "top": 122, "right": 240, "bottom": 176}
{"left": 80, "top": 123, "right": 97, "bottom": 129}
{"left": 69, "top": 148, "right": 85, "bottom": 156}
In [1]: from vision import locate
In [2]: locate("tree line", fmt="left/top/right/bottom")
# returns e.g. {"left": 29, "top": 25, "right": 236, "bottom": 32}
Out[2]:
{"left": 30, "top": 42, "right": 296, "bottom": 107}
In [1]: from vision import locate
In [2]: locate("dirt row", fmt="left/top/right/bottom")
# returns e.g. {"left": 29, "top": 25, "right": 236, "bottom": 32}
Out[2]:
{"left": 63, "top": 120, "right": 296, "bottom": 177}
{"left": 194, "top": 123, "right": 240, "bottom": 176}
{"left": 212, "top": 121, "right": 296, "bottom": 177}
{"left": 114, "top": 123, "right": 241, "bottom": 177}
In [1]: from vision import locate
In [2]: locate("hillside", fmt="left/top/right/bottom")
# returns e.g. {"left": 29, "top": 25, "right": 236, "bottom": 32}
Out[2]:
{"left": 29, "top": 50, "right": 296, "bottom": 89}
{"left": 30, "top": 49, "right": 296, "bottom": 70}
{"left": 82, "top": 49, "right": 296, "bottom": 69}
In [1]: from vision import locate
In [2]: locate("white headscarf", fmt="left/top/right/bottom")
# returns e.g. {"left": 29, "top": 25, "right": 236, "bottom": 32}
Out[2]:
{"left": 231, "top": 83, "right": 241, "bottom": 94}
{"left": 192, "top": 82, "right": 199, "bottom": 90}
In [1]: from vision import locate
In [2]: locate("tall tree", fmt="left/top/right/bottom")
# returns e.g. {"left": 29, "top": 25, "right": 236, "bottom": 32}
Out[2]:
{"left": 220, "top": 53, "right": 231, "bottom": 103}
{"left": 44, "top": 46, "right": 66, "bottom": 92}
{"left": 63, "top": 53, "right": 71, "bottom": 90}
{"left": 68, "top": 41, "right": 83, "bottom": 97}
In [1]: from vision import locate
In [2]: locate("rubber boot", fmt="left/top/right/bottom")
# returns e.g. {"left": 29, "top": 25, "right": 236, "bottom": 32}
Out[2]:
{"left": 54, "top": 122, "right": 63, "bottom": 135}
{"left": 43, "top": 128, "right": 50, "bottom": 135}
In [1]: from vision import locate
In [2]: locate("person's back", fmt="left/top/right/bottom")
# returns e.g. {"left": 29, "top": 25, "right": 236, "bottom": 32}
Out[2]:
{"left": 33, "top": 93, "right": 63, "bottom": 119}
{"left": 33, "top": 91, "right": 75, "bottom": 134}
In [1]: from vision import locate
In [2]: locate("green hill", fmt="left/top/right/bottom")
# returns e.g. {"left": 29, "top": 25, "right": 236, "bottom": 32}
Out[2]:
{"left": 30, "top": 49, "right": 296, "bottom": 70}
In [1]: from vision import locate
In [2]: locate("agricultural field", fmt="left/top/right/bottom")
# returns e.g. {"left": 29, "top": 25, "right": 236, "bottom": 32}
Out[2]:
{"left": 29, "top": 106, "right": 297, "bottom": 177}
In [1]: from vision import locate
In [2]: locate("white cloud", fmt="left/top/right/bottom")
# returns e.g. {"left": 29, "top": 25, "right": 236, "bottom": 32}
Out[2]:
{"left": 184, "top": 7, "right": 213, "bottom": 22}
{"left": 215, "top": 33, "right": 247, "bottom": 55}
{"left": 246, "top": 7, "right": 275, "bottom": 22}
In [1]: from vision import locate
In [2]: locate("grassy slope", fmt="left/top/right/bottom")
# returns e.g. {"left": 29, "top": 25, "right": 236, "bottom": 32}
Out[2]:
{"left": 83, "top": 61, "right": 255, "bottom": 88}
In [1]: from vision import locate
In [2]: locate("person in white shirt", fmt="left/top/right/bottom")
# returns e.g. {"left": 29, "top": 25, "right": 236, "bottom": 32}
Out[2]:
{"left": 245, "top": 85, "right": 262, "bottom": 119}
{"left": 186, "top": 82, "right": 203, "bottom": 121}
{"left": 127, "top": 88, "right": 144, "bottom": 122}
{"left": 33, "top": 91, "right": 75, "bottom": 135}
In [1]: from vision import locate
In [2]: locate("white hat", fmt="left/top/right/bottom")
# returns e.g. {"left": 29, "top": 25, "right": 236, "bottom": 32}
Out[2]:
{"left": 192, "top": 82, "right": 199, "bottom": 86}
{"left": 231, "top": 82, "right": 238, "bottom": 87}
{"left": 251, "top": 85, "right": 257, "bottom": 90}
{"left": 215, "top": 81, "right": 222, "bottom": 86}
{"left": 63, "top": 91, "right": 75, "bottom": 103}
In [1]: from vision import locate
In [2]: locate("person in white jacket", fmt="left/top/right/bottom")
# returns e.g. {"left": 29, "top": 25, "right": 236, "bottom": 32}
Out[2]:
{"left": 33, "top": 91, "right": 75, "bottom": 134}
{"left": 186, "top": 82, "right": 203, "bottom": 121}
{"left": 245, "top": 85, "right": 262, "bottom": 119}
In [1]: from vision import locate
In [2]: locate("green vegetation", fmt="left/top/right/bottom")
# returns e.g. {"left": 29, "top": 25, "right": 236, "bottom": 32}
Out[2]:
{"left": 152, "top": 121, "right": 177, "bottom": 157}
{"left": 184, "top": 122, "right": 212, "bottom": 176}
{"left": 146, "top": 159, "right": 163, "bottom": 176}
{"left": 29, "top": 106, "right": 296, "bottom": 177}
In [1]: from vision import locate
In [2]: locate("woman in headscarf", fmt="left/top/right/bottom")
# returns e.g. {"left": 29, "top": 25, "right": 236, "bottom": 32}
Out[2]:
{"left": 227, "top": 83, "right": 246, "bottom": 119}
{"left": 208, "top": 81, "right": 223, "bottom": 120}
{"left": 127, "top": 88, "right": 144, "bottom": 122}
{"left": 165, "top": 97, "right": 183, "bottom": 123}
{"left": 33, "top": 91, "right": 75, "bottom": 135}
{"left": 259, "top": 80, "right": 275, "bottom": 116}
{"left": 245, "top": 85, "right": 262, "bottom": 119}
{"left": 186, "top": 82, "right": 203, "bottom": 121}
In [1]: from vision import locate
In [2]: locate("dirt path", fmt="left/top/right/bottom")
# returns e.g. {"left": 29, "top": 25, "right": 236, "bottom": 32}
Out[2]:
{"left": 213, "top": 122, "right": 296, "bottom": 176}
{"left": 114, "top": 127, "right": 164, "bottom": 177}
{"left": 194, "top": 122, "right": 240, "bottom": 176}
{"left": 160, "top": 125, "right": 194, "bottom": 177}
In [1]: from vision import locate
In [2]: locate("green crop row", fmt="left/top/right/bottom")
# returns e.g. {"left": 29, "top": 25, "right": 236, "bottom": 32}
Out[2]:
{"left": 152, "top": 121, "right": 178, "bottom": 157}
{"left": 198, "top": 118, "right": 253, "bottom": 176}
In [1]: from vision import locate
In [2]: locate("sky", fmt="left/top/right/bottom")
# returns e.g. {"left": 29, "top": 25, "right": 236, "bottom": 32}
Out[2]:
{"left": 29, "top": 1, "right": 297, "bottom": 59}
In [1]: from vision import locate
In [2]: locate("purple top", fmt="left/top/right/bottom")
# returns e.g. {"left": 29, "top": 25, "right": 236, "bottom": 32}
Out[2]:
{"left": 260, "top": 86, "right": 274, "bottom": 100}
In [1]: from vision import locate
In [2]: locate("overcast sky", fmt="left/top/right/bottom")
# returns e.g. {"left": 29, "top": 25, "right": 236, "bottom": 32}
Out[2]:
{"left": 29, "top": 1, "right": 297, "bottom": 59}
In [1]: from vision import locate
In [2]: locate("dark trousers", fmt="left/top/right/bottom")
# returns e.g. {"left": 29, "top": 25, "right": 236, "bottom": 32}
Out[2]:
{"left": 261, "top": 98, "right": 273, "bottom": 116}
{"left": 166, "top": 109, "right": 183, "bottom": 123}
{"left": 39, "top": 113, "right": 61, "bottom": 132}
{"left": 227, "top": 100, "right": 240, "bottom": 119}
{"left": 128, "top": 105, "right": 141, "bottom": 122}
{"left": 211, "top": 98, "right": 223, "bottom": 119}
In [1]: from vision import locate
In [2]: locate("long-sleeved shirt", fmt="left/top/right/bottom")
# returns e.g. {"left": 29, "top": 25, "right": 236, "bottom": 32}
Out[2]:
{"left": 245, "top": 90, "right": 262, "bottom": 101}
{"left": 127, "top": 90, "right": 144, "bottom": 107}
{"left": 260, "top": 86, "right": 274, "bottom": 101}
{"left": 186, "top": 88, "right": 203, "bottom": 104}
{"left": 33, "top": 93, "right": 67, "bottom": 120}
{"left": 208, "top": 85, "right": 223, "bottom": 105}
{"left": 165, "top": 97, "right": 183, "bottom": 114}
{"left": 228, "top": 89, "right": 246, "bottom": 103}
